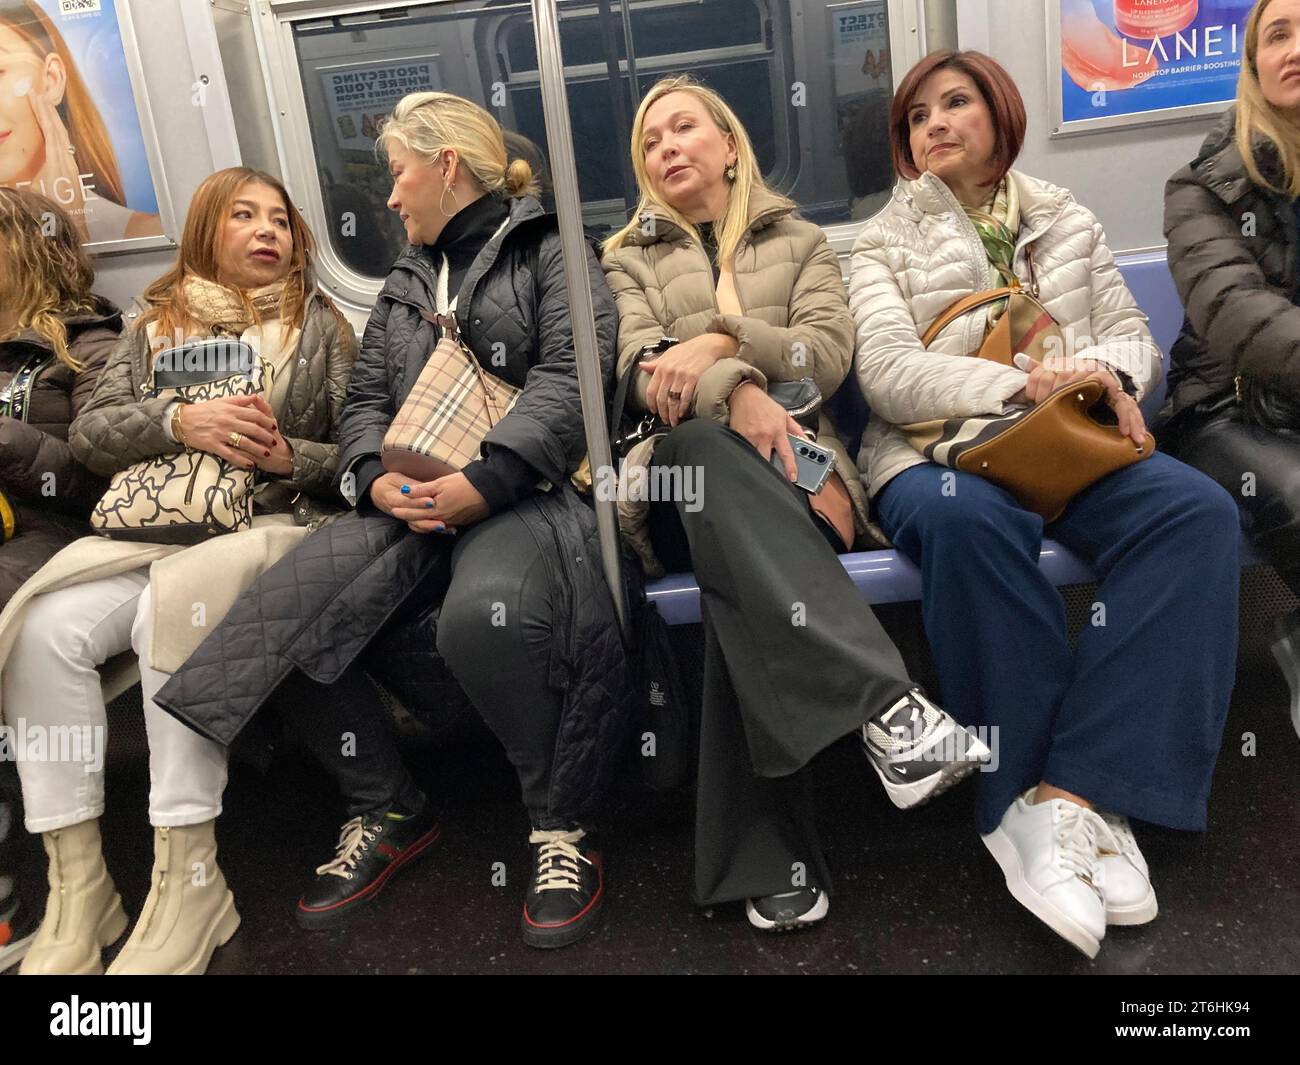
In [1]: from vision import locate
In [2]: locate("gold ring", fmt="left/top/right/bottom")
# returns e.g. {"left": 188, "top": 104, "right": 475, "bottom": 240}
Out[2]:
{"left": 229, "top": 431, "right": 243, "bottom": 449}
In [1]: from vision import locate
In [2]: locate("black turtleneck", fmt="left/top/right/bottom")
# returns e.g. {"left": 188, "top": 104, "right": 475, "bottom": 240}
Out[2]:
{"left": 424, "top": 192, "right": 510, "bottom": 305}
{"left": 351, "top": 193, "right": 538, "bottom": 516}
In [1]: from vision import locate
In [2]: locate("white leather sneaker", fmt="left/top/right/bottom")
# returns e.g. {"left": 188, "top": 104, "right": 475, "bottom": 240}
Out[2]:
{"left": 981, "top": 789, "right": 1107, "bottom": 958}
{"left": 1097, "top": 812, "right": 1158, "bottom": 926}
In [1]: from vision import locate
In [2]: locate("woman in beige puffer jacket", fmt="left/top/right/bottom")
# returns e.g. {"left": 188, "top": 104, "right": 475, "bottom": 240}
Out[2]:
{"left": 601, "top": 75, "right": 989, "bottom": 934}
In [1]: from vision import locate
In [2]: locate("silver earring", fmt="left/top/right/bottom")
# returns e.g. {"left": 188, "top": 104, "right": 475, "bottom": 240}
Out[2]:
{"left": 724, "top": 163, "right": 737, "bottom": 182}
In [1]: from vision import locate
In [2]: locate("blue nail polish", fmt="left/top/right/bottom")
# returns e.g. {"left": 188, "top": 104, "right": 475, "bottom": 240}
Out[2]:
{"left": 425, "top": 500, "right": 434, "bottom": 508}
{"left": 400, "top": 484, "right": 411, "bottom": 495}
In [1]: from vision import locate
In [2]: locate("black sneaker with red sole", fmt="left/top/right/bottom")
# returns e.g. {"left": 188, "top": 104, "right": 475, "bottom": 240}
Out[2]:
{"left": 521, "top": 828, "right": 604, "bottom": 949}
{"left": 296, "top": 800, "right": 441, "bottom": 930}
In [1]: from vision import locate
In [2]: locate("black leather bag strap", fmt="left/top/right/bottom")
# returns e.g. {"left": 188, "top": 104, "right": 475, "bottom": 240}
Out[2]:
{"left": 609, "top": 350, "right": 643, "bottom": 437}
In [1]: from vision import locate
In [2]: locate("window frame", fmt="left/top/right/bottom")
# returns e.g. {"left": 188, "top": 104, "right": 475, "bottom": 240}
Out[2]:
{"left": 254, "top": 0, "right": 928, "bottom": 313}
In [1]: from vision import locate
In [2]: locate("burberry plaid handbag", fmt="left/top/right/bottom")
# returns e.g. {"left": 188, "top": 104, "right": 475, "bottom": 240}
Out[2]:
{"left": 899, "top": 283, "right": 1152, "bottom": 523}
{"left": 381, "top": 310, "right": 521, "bottom": 482}
{"left": 90, "top": 335, "right": 265, "bottom": 543}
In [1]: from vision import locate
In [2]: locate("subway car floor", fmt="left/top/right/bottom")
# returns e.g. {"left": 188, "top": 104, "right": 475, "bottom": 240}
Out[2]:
{"left": 6, "top": 573, "right": 1300, "bottom": 976}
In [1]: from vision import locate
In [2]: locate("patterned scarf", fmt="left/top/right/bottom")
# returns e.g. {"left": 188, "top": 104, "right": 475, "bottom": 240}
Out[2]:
{"left": 182, "top": 276, "right": 286, "bottom": 336}
{"left": 961, "top": 177, "right": 1021, "bottom": 326}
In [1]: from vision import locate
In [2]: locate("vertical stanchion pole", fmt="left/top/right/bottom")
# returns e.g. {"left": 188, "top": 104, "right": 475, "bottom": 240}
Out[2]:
{"left": 531, "top": 0, "right": 630, "bottom": 638}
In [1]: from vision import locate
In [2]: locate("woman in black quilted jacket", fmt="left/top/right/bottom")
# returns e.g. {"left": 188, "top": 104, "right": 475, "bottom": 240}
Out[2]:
{"left": 153, "top": 91, "right": 630, "bottom": 952}
{"left": 1, "top": 167, "right": 356, "bottom": 976}
{"left": 1162, "top": 0, "right": 1300, "bottom": 741}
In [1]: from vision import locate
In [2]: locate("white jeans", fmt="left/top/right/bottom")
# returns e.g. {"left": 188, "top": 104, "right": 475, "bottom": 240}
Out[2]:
{"left": 4, "top": 568, "right": 228, "bottom": 832}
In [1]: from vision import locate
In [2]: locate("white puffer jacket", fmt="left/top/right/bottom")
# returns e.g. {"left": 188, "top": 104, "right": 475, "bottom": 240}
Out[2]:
{"left": 849, "top": 168, "right": 1162, "bottom": 498}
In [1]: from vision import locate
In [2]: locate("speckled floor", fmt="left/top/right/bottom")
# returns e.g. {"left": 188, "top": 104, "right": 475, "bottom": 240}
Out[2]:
{"left": 6, "top": 588, "right": 1300, "bottom": 976}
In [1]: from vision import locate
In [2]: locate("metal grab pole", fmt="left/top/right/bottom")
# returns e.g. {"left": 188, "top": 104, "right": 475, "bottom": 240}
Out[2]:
{"left": 531, "top": 0, "right": 630, "bottom": 639}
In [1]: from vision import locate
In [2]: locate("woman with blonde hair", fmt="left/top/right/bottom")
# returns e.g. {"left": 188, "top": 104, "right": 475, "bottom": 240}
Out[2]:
{"left": 152, "top": 91, "right": 631, "bottom": 950}
{"left": 0, "top": 166, "right": 356, "bottom": 974}
{"left": 0, "top": 0, "right": 160, "bottom": 242}
{"left": 602, "top": 75, "right": 987, "bottom": 932}
{"left": 0, "top": 186, "right": 120, "bottom": 972}
{"left": 1163, "top": 0, "right": 1300, "bottom": 740}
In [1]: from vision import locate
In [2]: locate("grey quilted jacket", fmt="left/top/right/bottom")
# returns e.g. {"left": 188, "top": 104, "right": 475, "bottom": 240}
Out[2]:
{"left": 1163, "top": 106, "right": 1300, "bottom": 423}
{"left": 69, "top": 292, "right": 358, "bottom": 511}
{"left": 154, "top": 197, "right": 636, "bottom": 821}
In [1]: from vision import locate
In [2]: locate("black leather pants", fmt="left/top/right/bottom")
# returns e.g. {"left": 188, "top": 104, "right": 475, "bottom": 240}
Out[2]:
{"left": 1168, "top": 408, "right": 1300, "bottom": 596}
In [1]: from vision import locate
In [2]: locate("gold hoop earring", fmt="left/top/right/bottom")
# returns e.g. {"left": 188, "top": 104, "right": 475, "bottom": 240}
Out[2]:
{"left": 439, "top": 183, "right": 458, "bottom": 217}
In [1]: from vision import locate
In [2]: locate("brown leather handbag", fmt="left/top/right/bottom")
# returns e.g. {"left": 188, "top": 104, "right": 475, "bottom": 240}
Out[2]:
{"left": 901, "top": 283, "right": 1154, "bottom": 523}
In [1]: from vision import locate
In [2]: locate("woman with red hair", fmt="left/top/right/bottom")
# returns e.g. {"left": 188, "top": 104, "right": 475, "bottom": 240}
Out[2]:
{"left": 849, "top": 50, "right": 1240, "bottom": 958}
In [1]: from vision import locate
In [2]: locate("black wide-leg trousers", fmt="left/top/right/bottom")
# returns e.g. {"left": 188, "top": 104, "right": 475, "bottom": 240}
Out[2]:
{"left": 648, "top": 420, "right": 913, "bottom": 906}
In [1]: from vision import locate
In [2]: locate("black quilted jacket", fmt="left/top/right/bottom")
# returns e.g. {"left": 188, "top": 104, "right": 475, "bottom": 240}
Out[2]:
{"left": 154, "top": 196, "right": 636, "bottom": 820}
{"left": 1163, "top": 107, "right": 1300, "bottom": 423}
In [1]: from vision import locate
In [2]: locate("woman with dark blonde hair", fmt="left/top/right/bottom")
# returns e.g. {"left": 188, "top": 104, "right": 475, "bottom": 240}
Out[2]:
{"left": 0, "top": 165, "right": 356, "bottom": 975}
{"left": 0, "top": 185, "right": 120, "bottom": 972}
{"left": 602, "top": 74, "right": 987, "bottom": 932}
{"left": 852, "top": 49, "right": 1239, "bottom": 957}
{"left": 1162, "top": 0, "right": 1300, "bottom": 741}
{"left": 0, "top": 0, "right": 161, "bottom": 241}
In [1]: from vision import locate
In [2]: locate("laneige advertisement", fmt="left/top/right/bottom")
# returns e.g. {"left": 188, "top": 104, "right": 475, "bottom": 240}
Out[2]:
{"left": 1051, "top": 0, "right": 1256, "bottom": 135}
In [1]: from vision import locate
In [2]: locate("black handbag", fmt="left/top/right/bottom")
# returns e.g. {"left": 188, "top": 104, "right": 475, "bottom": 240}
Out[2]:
{"left": 1235, "top": 374, "right": 1300, "bottom": 434}
{"left": 609, "top": 336, "right": 823, "bottom": 459}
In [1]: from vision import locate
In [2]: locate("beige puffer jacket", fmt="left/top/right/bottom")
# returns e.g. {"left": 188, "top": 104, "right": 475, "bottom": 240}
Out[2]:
{"left": 850, "top": 169, "right": 1162, "bottom": 499}
{"left": 602, "top": 186, "right": 868, "bottom": 574}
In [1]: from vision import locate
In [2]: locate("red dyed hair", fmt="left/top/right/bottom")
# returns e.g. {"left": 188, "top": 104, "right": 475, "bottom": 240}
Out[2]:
{"left": 889, "top": 50, "right": 1026, "bottom": 186}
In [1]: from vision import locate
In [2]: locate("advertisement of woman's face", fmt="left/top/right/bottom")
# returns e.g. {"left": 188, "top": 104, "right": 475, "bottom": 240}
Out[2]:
{"left": 0, "top": 0, "right": 162, "bottom": 246}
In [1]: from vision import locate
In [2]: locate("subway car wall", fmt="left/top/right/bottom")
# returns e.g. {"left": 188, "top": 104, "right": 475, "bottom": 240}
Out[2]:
{"left": 3, "top": 0, "right": 1297, "bottom": 998}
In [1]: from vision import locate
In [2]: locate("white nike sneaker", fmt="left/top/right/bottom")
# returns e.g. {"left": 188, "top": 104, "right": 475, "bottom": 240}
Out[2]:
{"left": 1097, "top": 812, "right": 1158, "bottom": 926}
{"left": 981, "top": 789, "right": 1107, "bottom": 958}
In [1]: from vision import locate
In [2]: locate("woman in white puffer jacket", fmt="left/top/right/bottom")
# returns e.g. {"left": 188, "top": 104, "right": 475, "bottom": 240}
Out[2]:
{"left": 850, "top": 49, "right": 1240, "bottom": 960}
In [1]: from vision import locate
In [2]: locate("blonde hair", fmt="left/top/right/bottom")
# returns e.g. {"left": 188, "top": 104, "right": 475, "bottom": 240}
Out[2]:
{"left": 0, "top": 187, "right": 98, "bottom": 370}
{"left": 603, "top": 75, "right": 793, "bottom": 264}
{"left": 1237, "top": 0, "right": 1300, "bottom": 195}
{"left": 377, "top": 92, "right": 539, "bottom": 199}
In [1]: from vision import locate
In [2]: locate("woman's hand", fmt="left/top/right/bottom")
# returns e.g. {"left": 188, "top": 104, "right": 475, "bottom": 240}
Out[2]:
{"left": 403, "top": 472, "right": 489, "bottom": 532}
{"left": 727, "top": 381, "right": 804, "bottom": 481}
{"left": 641, "top": 334, "right": 738, "bottom": 426}
{"left": 25, "top": 67, "right": 88, "bottom": 227}
{"left": 175, "top": 395, "right": 278, "bottom": 469}
{"left": 1014, "top": 354, "right": 1147, "bottom": 446}
{"left": 369, "top": 471, "right": 457, "bottom": 533}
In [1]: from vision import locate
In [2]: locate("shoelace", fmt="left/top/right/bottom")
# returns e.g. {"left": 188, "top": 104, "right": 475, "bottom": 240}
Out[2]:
{"left": 1098, "top": 812, "right": 1137, "bottom": 858}
{"left": 529, "top": 829, "right": 591, "bottom": 893}
{"left": 1054, "top": 806, "right": 1105, "bottom": 896}
{"left": 315, "top": 816, "right": 379, "bottom": 880}
{"left": 866, "top": 691, "right": 940, "bottom": 752}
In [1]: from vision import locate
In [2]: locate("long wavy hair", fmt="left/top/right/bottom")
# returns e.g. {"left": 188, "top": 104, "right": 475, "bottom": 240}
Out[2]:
{"left": 1236, "top": 0, "right": 1300, "bottom": 195}
{"left": 602, "top": 75, "right": 793, "bottom": 265}
{"left": 0, "top": 0, "right": 126, "bottom": 206}
{"left": 377, "top": 91, "right": 539, "bottom": 201}
{"left": 0, "top": 186, "right": 98, "bottom": 368}
{"left": 138, "top": 168, "right": 317, "bottom": 342}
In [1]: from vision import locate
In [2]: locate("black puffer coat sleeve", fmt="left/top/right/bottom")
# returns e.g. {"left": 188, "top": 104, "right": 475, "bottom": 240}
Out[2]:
{"left": 336, "top": 294, "right": 397, "bottom": 495}
{"left": 1165, "top": 164, "right": 1300, "bottom": 395}
{"left": 0, "top": 326, "right": 115, "bottom": 513}
{"left": 480, "top": 231, "right": 618, "bottom": 486}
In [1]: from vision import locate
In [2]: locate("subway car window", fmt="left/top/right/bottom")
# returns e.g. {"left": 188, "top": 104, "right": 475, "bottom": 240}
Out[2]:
{"left": 291, "top": 0, "right": 896, "bottom": 279}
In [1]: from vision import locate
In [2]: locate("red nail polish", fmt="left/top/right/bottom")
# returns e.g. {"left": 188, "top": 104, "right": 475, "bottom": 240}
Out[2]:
{"left": 265, "top": 450, "right": 272, "bottom": 457}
